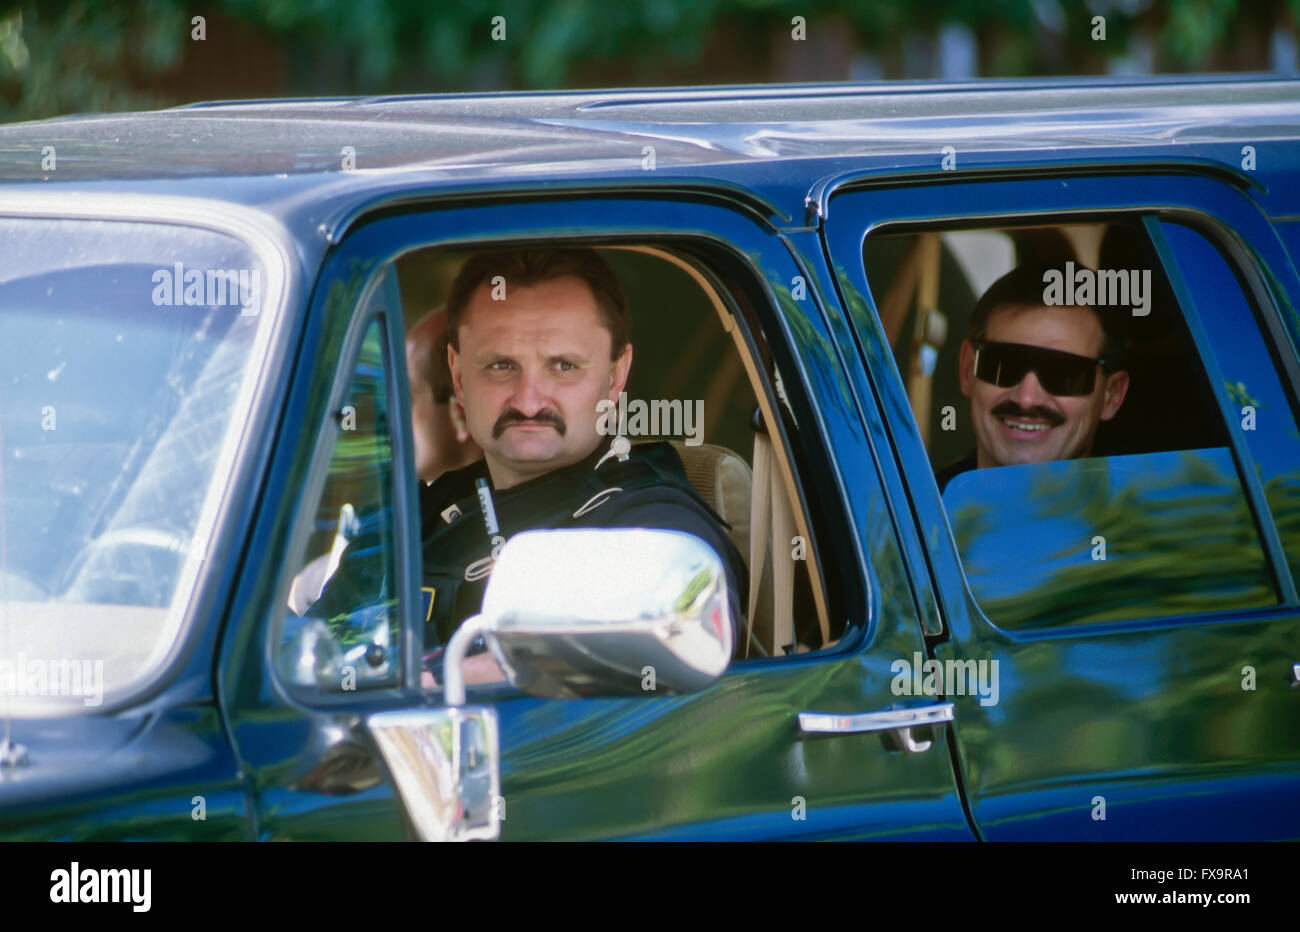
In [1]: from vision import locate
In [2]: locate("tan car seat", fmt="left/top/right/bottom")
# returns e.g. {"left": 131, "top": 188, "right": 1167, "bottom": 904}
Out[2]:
{"left": 668, "top": 441, "right": 773, "bottom": 657}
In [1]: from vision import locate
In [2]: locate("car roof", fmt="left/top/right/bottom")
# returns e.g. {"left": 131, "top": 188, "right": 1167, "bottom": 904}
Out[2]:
{"left": 2, "top": 74, "right": 1299, "bottom": 237}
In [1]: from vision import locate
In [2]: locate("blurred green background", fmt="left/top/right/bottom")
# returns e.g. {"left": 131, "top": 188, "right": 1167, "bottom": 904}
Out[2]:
{"left": 1, "top": 0, "right": 1298, "bottom": 121}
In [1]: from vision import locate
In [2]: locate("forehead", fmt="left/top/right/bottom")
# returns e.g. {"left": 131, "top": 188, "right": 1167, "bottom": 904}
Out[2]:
{"left": 984, "top": 302, "right": 1104, "bottom": 356}
{"left": 460, "top": 274, "right": 608, "bottom": 351}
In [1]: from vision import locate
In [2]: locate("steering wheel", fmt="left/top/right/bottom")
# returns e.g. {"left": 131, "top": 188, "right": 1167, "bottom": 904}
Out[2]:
{"left": 62, "top": 525, "right": 192, "bottom": 607}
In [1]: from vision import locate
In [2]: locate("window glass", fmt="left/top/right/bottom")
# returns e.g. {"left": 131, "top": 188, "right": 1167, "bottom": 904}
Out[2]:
{"left": 0, "top": 217, "right": 271, "bottom": 713}
{"left": 944, "top": 448, "right": 1274, "bottom": 629}
{"left": 1160, "top": 221, "right": 1300, "bottom": 588}
{"left": 277, "top": 317, "right": 401, "bottom": 691}
{"left": 863, "top": 218, "right": 1279, "bottom": 630}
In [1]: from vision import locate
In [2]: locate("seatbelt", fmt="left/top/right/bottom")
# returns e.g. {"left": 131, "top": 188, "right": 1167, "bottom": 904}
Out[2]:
{"left": 746, "top": 431, "right": 771, "bottom": 659}
{"left": 748, "top": 422, "right": 819, "bottom": 656}
{"left": 769, "top": 457, "right": 796, "bottom": 655}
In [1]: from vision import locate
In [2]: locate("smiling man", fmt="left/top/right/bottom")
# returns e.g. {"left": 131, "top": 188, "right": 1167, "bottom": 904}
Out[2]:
{"left": 935, "top": 263, "right": 1130, "bottom": 492}
{"left": 416, "top": 247, "right": 747, "bottom": 682}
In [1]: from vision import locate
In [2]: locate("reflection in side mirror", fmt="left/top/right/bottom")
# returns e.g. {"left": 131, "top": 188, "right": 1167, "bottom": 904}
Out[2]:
{"left": 475, "top": 528, "right": 733, "bottom": 699}
{"left": 367, "top": 707, "right": 499, "bottom": 842}
{"left": 278, "top": 601, "right": 397, "bottom": 690}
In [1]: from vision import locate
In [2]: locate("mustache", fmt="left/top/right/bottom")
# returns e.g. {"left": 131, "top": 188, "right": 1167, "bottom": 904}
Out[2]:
{"left": 990, "top": 401, "right": 1065, "bottom": 427}
{"left": 493, "top": 408, "right": 566, "bottom": 438}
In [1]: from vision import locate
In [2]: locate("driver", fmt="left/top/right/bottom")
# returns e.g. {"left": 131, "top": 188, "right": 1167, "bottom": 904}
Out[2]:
{"left": 312, "top": 247, "right": 747, "bottom": 685}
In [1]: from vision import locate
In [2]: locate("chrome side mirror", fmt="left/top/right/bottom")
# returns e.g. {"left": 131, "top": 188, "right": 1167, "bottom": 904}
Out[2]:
{"left": 366, "top": 706, "right": 499, "bottom": 842}
{"left": 474, "top": 528, "right": 733, "bottom": 699}
{"left": 367, "top": 527, "right": 732, "bottom": 842}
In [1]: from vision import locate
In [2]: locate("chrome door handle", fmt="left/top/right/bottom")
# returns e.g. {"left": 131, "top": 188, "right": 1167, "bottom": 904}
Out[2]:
{"left": 798, "top": 702, "right": 954, "bottom": 752}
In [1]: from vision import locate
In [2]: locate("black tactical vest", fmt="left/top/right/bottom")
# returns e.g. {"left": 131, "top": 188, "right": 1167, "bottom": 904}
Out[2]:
{"left": 419, "top": 441, "right": 725, "bottom": 650}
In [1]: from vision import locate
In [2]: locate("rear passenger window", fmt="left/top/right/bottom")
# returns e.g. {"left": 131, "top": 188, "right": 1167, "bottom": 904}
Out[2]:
{"left": 1158, "top": 221, "right": 1300, "bottom": 589}
{"left": 864, "top": 217, "right": 1292, "bottom": 630}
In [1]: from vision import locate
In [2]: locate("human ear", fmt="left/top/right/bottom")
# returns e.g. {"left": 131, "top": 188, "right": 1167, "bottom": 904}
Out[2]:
{"left": 448, "top": 342, "right": 463, "bottom": 400}
{"left": 958, "top": 339, "right": 975, "bottom": 397}
{"left": 1100, "top": 369, "right": 1130, "bottom": 420}
{"left": 608, "top": 342, "right": 632, "bottom": 400}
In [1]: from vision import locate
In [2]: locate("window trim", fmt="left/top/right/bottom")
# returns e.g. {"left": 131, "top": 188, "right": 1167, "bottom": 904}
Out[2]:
{"left": 0, "top": 195, "right": 293, "bottom": 717}
{"left": 268, "top": 267, "right": 422, "bottom": 705}
{"left": 1145, "top": 216, "right": 1299, "bottom": 605}
{"left": 332, "top": 197, "right": 874, "bottom": 674}
{"left": 825, "top": 174, "right": 1300, "bottom": 639}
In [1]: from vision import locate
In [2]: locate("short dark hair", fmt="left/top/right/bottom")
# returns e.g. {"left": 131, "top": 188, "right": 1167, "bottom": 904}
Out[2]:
{"left": 969, "top": 263, "right": 1127, "bottom": 368}
{"left": 444, "top": 247, "right": 630, "bottom": 360}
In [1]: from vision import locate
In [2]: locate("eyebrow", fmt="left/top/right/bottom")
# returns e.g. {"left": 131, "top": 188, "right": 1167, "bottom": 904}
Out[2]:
{"left": 475, "top": 350, "right": 591, "bottom": 366}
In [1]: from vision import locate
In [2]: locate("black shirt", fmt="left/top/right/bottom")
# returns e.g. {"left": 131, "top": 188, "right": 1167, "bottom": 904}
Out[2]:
{"left": 934, "top": 449, "right": 977, "bottom": 494}
{"left": 311, "top": 441, "right": 748, "bottom": 659}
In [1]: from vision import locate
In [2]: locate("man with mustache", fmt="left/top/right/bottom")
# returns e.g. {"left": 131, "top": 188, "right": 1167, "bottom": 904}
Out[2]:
{"left": 416, "top": 247, "right": 747, "bottom": 683}
{"left": 935, "top": 263, "right": 1130, "bottom": 492}
{"left": 309, "top": 248, "right": 747, "bottom": 687}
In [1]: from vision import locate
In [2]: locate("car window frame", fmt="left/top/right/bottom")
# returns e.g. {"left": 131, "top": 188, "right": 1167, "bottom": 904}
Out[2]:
{"left": 264, "top": 262, "right": 426, "bottom": 708}
{"left": 315, "top": 192, "right": 893, "bottom": 696}
{"left": 268, "top": 271, "right": 426, "bottom": 706}
{"left": 822, "top": 171, "right": 1300, "bottom": 639}
{"left": 1144, "top": 214, "right": 1299, "bottom": 604}
{"left": 0, "top": 192, "right": 295, "bottom": 716}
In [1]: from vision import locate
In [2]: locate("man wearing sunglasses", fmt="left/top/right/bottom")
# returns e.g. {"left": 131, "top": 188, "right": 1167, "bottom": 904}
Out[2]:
{"left": 936, "top": 263, "right": 1130, "bottom": 492}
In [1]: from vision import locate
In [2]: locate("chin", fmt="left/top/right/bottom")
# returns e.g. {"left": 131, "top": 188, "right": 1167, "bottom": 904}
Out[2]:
{"left": 989, "top": 447, "right": 1057, "bottom": 468}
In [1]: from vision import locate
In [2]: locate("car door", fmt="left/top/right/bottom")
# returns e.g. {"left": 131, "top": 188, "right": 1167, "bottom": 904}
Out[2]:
{"left": 217, "top": 258, "right": 430, "bottom": 840}
{"left": 822, "top": 170, "right": 1300, "bottom": 840}
{"left": 225, "top": 189, "right": 977, "bottom": 841}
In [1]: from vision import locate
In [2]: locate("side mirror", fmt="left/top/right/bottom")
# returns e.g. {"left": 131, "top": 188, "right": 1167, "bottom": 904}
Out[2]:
{"left": 279, "top": 601, "right": 397, "bottom": 690}
{"left": 366, "top": 707, "right": 499, "bottom": 842}
{"left": 475, "top": 527, "right": 733, "bottom": 699}
{"left": 368, "top": 527, "right": 733, "bottom": 842}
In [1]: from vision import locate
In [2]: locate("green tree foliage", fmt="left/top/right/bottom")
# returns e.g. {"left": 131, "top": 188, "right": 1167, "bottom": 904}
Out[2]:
{"left": 0, "top": 0, "right": 1295, "bottom": 121}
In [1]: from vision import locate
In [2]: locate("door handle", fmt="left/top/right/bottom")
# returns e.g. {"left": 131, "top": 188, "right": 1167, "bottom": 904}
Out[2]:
{"left": 798, "top": 702, "right": 954, "bottom": 752}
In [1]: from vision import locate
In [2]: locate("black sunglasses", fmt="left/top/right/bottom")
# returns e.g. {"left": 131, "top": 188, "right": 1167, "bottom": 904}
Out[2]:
{"left": 972, "top": 340, "right": 1113, "bottom": 397}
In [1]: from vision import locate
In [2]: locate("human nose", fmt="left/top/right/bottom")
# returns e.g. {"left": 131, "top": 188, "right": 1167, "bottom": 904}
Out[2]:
{"left": 509, "top": 365, "right": 549, "bottom": 415}
{"left": 1008, "top": 368, "right": 1052, "bottom": 407}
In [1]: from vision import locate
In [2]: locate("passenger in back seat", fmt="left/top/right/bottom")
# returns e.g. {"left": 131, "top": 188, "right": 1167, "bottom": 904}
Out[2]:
{"left": 935, "top": 263, "right": 1131, "bottom": 492}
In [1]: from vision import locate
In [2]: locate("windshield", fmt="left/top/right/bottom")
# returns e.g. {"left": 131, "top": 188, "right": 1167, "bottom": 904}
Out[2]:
{"left": 0, "top": 216, "right": 275, "bottom": 714}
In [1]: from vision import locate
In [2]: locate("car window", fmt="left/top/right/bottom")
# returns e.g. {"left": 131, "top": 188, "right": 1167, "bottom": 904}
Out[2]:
{"left": 0, "top": 217, "right": 271, "bottom": 712}
{"left": 944, "top": 448, "right": 1274, "bottom": 629}
{"left": 864, "top": 217, "right": 1284, "bottom": 630}
{"left": 1159, "top": 220, "right": 1300, "bottom": 589}
{"left": 276, "top": 316, "right": 402, "bottom": 692}
{"left": 394, "top": 243, "right": 842, "bottom": 666}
